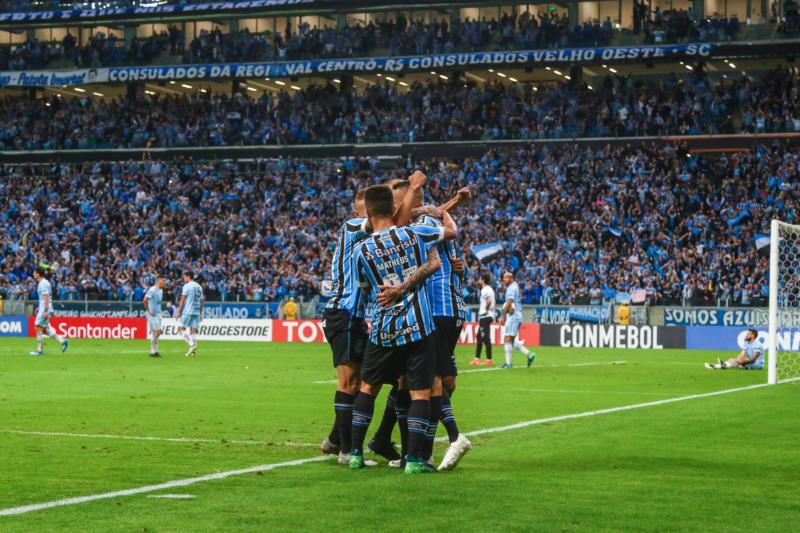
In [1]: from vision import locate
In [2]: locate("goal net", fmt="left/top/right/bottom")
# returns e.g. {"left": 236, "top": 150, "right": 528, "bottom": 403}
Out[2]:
{"left": 768, "top": 220, "right": 800, "bottom": 384}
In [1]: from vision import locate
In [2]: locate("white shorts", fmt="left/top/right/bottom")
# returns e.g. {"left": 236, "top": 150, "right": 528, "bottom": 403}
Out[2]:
{"left": 504, "top": 316, "right": 522, "bottom": 337}
{"left": 147, "top": 315, "right": 162, "bottom": 333}
{"left": 180, "top": 314, "right": 200, "bottom": 330}
{"left": 35, "top": 310, "right": 51, "bottom": 328}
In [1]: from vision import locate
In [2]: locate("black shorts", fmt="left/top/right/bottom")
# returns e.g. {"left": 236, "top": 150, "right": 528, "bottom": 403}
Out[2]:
{"left": 322, "top": 309, "right": 368, "bottom": 368}
{"left": 362, "top": 336, "right": 436, "bottom": 391}
{"left": 477, "top": 316, "right": 493, "bottom": 341}
{"left": 433, "top": 316, "right": 463, "bottom": 378}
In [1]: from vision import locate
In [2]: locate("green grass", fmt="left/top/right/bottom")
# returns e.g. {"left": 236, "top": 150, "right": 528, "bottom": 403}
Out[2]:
{"left": 0, "top": 338, "right": 798, "bottom": 532}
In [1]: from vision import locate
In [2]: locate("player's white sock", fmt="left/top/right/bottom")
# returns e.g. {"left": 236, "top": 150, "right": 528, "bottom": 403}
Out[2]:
{"left": 513, "top": 339, "right": 530, "bottom": 355}
{"left": 504, "top": 343, "right": 513, "bottom": 365}
{"left": 183, "top": 331, "right": 192, "bottom": 346}
{"left": 190, "top": 334, "right": 197, "bottom": 347}
{"left": 150, "top": 338, "right": 158, "bottom": 353}
{"left": 48, "top": 327, "right": 65, "bottom": 344}
{"left": 36, "top": 333, "right": 43, "bottom": 352}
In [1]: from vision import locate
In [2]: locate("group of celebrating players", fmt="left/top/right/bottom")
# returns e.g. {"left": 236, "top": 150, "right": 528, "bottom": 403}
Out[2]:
{"left": 318, "top": 171, "right": 533, "bottom": 474}
{"left": 27, "top": 169, "right": 540, "bottom": 475}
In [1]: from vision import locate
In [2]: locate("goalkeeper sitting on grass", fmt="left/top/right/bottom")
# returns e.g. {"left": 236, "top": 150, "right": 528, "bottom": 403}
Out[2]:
{"left": 705, "top": 329, "right": 764, "bottom": 370}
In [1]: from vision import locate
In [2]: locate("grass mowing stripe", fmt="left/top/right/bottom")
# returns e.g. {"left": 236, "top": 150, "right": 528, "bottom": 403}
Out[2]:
{"left": 2, "top": 379, "right": 786, "bottom": 518}
{"left": 0, "top": 429, "right": 316, "bottom": 447}
{"left": 310, "top": 360, "right": 628, "bottom": 383}
{"left": 458, "top": 381, "right": 780, "bottom": 439}
{"left": 0, "top": 456, "right": 334, "bottom": 517}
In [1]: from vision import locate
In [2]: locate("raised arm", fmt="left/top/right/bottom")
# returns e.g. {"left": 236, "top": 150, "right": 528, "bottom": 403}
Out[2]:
{"left": 376, "top": 247, "right": 441, "bottom": 308}
{"left": 437, "top": 187, "right": 472, "bottom": 213}
{"left": 440, "top": 210, "right": 458, "bottom": 241}
{"left": 393, "top": 170, "right": 426, "bottom": 227}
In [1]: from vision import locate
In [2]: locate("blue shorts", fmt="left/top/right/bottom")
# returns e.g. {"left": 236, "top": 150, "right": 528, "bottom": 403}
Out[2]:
{"left": 180, "top": 314, "right": 200, "bottom": 330}
{"left": 35, "top": 310, "right": 51, "bottom": 328}
{"left": 504, "top": 316, "right": 522, "bottom": 337}
{"left": 740, "top": 363, "right": 764, "bottom": 370}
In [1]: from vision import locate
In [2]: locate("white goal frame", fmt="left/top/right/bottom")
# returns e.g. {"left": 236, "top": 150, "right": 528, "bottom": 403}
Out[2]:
{"left": 767, "top": 219, "right": 799, "bottom": 385}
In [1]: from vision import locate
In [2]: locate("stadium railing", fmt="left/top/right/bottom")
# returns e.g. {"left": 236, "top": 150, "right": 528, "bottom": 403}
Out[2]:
{"left": 3, "top": 132, "right": 799, "bottom": 163}
{"left": 0, "top": 300, "right": 774, "bottom": 327}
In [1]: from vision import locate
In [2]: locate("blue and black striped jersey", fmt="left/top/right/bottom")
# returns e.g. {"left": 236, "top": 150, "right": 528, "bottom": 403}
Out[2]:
{"left": 356, "top": 225, "right": 445, "bottom": 347}
{"left": 415, "top": 215, "right": 466, "bottom": 320}
{"left": 325, "top": 217, "right": 368, "bottom": 318}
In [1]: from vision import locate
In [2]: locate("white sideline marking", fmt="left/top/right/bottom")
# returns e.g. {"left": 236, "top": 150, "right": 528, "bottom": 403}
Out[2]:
{"left": 0, "top": 429, "right": 315, "bottom": 448}
{"left": 464, "top": 387, "right": 672, "bottom": 396}
{"left": 147, "top": 494, "right": 196, "bottom": 500}
{"left": 311, "top": 360, "right": 627, "bottom": 383}
{"left": 4, "top": 379, "right": 796, "bottom": 517}
{"left": 450, "top": 380, "right": 796, "bottom": 440}
{"left": 458, "top": 360, "right": 627, "bottom": 374}
{"left": 0, "top": 455, "right": 332, "bottom": 517}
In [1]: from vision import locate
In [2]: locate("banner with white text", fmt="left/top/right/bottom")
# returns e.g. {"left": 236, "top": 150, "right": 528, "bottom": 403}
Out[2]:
{"left": 0, "top": 44, "right": 716, "bottom": 88}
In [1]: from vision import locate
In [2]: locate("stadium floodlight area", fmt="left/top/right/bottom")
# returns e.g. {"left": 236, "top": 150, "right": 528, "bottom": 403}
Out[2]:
{"left": 768, "top": 219, "right": 800, "bottom": 384}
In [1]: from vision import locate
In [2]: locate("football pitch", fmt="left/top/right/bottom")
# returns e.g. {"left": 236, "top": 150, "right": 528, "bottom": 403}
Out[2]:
{"left": 1, "top": 339, "right": 798, "bottom": 531}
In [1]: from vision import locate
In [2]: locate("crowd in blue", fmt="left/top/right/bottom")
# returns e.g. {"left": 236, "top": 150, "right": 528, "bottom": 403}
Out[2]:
{"left": 1, "top": 139, "right": 796, "bottom": 306}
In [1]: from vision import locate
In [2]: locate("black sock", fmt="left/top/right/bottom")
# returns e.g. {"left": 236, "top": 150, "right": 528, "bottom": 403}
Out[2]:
{"left": 328, "top": 414, "right": 340, "bottom": 446}
{"left": 407, "top": 398, "right": 430, "bottom": 460}
{"left": 440, "top": 389, "right": 460, "bottom": 443}
{"left": 475, "top": 341, "right": 482, "bottom": 359}
{"left": 394, "top": 389, "right": 411, "bottom": 457}
{"left": 372, "top": 387, "right": 398, "bottom": 444}
{"left": 350, "top": 392, "right": 376, "bottom": 455}
{"left": 334, "top": 390, "right": 355, "bottom": 452}
{"left": 486, "top": 338, "right": 493, "bottom": 360}
{"left": 422, "top": 395, "right": 442, "bottom": 460}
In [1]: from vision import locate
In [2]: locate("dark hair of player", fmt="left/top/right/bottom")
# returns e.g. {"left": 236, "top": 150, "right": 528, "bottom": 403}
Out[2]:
{"left": 35, "top": 267, "right": 47, "bottom": 277}
{"left": 747, "top": 328, "right": 758, "bottom": 338}
{"left": 482, "top": 274, "right": 492, "bottom": 285}
{"left": 183, "top": 271, "right": 194, "bottom": 279}
{"left": 364, "top": 185, "right": 394, "bottom": 218}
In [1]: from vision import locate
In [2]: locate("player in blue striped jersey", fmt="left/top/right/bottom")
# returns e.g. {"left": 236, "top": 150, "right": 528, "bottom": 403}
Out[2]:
{"left": 348, "top": 184, "right": 457, "bottom": 474}
{"left": 321, "top": 174, "right": 429, "bottom": 466}
{"left": 320, "top": 189, "right": 373, "bottom": 465}
{"left": 501, "top": 271, "right": 535, "bottom": 368}
{"left": 384, "top": 180, "right": 473, "bottom": 470}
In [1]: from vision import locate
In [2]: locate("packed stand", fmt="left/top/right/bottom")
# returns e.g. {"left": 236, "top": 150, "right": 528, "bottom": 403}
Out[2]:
{"left": 1, "top": 66, "right": 799, "bottom": 150}
{"left": 631, "top": 0, "right": 740, "bottom": 43}
{"left": 1, "top": 139, "right": 797, "bottom": 307}
{"left": 1, "top": 12, "right": 614, "bottom": 71}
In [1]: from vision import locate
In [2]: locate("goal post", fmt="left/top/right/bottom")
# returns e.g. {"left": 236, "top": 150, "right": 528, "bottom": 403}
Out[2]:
{"left": 768, "top": 219, "right": 800, "bottom": 384}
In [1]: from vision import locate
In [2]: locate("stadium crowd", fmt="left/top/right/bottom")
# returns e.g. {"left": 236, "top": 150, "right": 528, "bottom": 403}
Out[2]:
{"left": 0, "top": 11, "right": 614, "bottom": 71}
{"left": 1, "top": 66, "right": 798, "bottom": 150}
{"left": 0, "top": 140, "right": 796, "bottom": 307}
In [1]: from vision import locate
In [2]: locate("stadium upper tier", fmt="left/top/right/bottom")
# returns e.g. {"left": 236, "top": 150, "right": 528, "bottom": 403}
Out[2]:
{"left": 1, "top": 141, "right": 794, "bottom": 305}
{"left": 1, "top": 66, "right": 797, "bottom": 150}
{"left": 2, "top": 3, "right": 797, "bottom": 72}
{"left": 6, "top": 13, "right": 617, "bottom": 71}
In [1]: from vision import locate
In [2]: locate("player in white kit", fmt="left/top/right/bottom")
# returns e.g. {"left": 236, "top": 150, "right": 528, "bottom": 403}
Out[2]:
{"left": 144, "top": 276, "right": 167, "bottom": 357}
{"left": 29, "top": 267, "right": 68, "bottom": 356}
{"left": 176, "top": 271, "right": 203, "bottom": 357}
{"left": 500, "top": 271, "right": 535, "bottom": 369}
